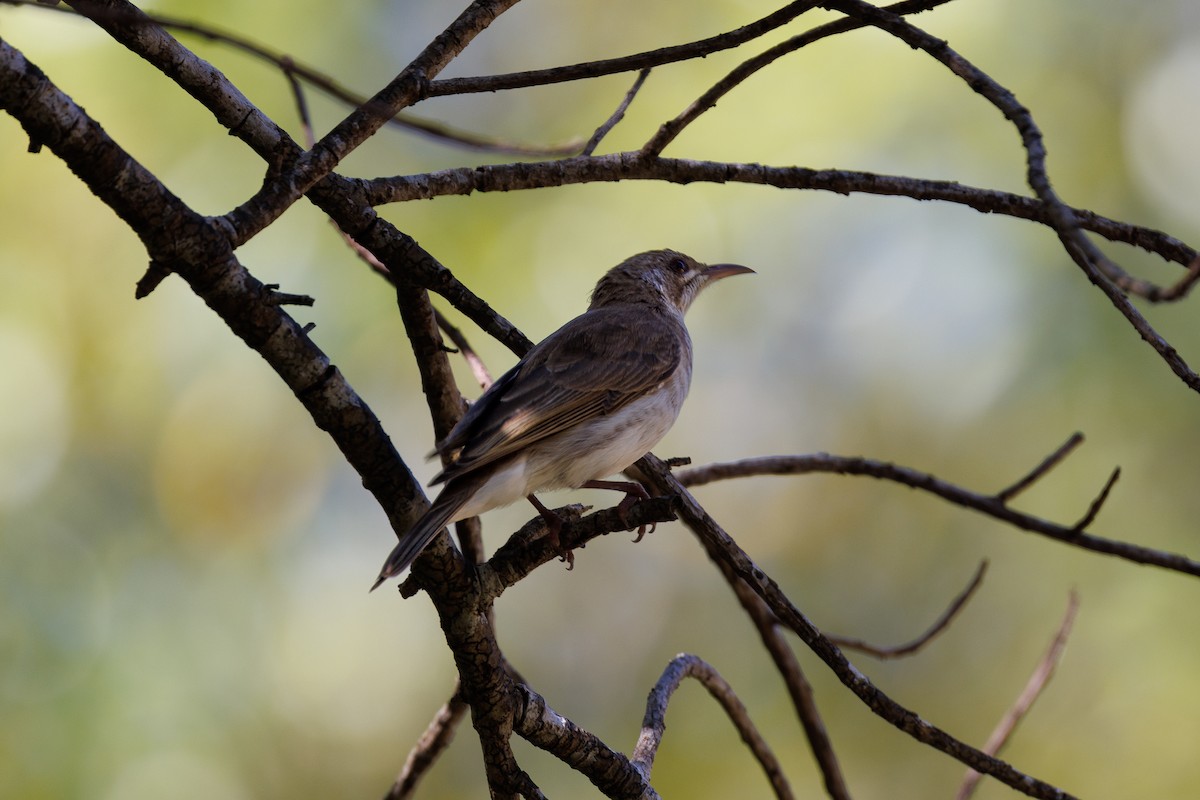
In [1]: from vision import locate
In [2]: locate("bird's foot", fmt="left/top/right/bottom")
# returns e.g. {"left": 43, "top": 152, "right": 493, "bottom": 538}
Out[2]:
{"left": 526, "top": 494, "right": 575, "bottom": 569}
{"left": 622, "top": 495, "right": 656, "bottom": 542}
{"left": 583, "top": 480, "right": 655, "bottom": 542}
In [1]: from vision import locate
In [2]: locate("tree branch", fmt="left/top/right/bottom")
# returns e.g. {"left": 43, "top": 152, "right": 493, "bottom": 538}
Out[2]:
{"left": 712, "top": 568, "right": 852, "bottom": 799}
{"left": 474, "top": 497, "right": 680, "bottom": 601}
{"left": 385, "top": 686, "right": 469, "bottom": 800}
{"left": 425, "top": 2, "right": 820, "bottom": 96}
{"left": 829, "top": 560, "right": 988, "bottom": 659}
{"left": 641, "top": 0, "right": 956, "bottom": 156}
{"left": 995, "top": 433, "right": 1085, "bottom": 504}
{"left": 218, "top": 0, "right": 525, "bottom": 246}
{"left": 955, "top": 592, "right": 1080, "bottom": 800}
{"left": 0, "top": 37, "right": 429, "bottom": 548}
{"left": 818, "top": 0, "right": 1200, "bottom": 389}
{"left": 513, "top": 682, "right": 657, "bottom": 800}
{"left": 583, "top": 67, "right": 652, "bottom": 156}
{"left": 632, "top": 654, "right": 793, "bottom": 800}
{"left": 364, "top": 156, "right": 1199, "bottom": 282}
{"left": 637, "top": 454, "right": 1076, "bottom": 800}
{"left": 676, "top": 451, "right": 1200, "bottom": 579}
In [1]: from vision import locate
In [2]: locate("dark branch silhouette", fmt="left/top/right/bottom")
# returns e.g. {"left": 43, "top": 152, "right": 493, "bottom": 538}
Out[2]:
{"left": 2, "top": 0, "right": 1196, "bottom": 797}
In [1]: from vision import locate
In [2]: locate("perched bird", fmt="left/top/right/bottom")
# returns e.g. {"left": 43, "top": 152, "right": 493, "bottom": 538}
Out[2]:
{"left": 371, "top": 249, "right": 753, "bottom": 589}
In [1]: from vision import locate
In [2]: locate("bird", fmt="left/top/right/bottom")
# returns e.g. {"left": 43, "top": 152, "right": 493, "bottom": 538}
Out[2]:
{"left": 371, "top": 249, "right": 753, "bottom": 590}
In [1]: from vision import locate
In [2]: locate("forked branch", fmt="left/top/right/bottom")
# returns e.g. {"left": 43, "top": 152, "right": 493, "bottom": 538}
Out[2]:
{"left": 676, "top": 441, "right": 1200, "bottom": 579}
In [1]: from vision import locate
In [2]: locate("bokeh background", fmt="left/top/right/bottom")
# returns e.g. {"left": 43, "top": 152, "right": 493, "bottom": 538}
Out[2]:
{"left": 3, "top": 1, "right": 1200, "bottom": 797}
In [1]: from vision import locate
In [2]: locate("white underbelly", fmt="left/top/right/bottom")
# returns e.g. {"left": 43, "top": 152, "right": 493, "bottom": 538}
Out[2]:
{"left": 452, "top": 455, "right": 532, "bottom": 522}
{"left": 526, "top": 380, "right": 688, "bottom": 491}
{"left": 446, "top": 370, "right": 691, "bottom": 520}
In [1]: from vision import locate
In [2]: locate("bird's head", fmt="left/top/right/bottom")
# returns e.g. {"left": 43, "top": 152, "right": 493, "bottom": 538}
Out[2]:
{"left": 589, "top": 249, "right": 754, "bottom": 314}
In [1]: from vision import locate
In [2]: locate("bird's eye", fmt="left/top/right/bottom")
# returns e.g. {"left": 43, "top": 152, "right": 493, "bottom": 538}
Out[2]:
{"left": 669, "top": 257, "right": 688, "bottom": 274}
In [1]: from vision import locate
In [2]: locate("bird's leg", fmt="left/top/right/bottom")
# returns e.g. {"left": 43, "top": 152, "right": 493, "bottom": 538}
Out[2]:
{"left": 581, "top": 480, "right": 655, "bottom": 541}
{"left": 525, "top": 494, "right": 574, "bottom": 569}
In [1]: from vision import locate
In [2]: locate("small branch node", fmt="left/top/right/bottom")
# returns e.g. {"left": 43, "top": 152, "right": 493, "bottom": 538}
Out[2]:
{"left": 135, "top": 260, "right": 172, "bottom": 299}
{"left": 263, "top": 284, "right": 316, "bottom": 306}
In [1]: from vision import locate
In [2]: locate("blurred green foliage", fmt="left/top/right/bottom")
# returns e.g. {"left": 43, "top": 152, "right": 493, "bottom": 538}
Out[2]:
{"left": 2, "top": 1, "right": 1200, "bottom": 798}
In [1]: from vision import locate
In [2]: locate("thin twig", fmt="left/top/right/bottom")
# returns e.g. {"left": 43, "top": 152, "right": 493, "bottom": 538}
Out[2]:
{"left": 385, "top": 687, "right": 469, "bottom": 800}
{"left": 583, "top": 68, "right": 650, "bottom": 156}
{"left": 955, "top": 592, "right": 1080, "bottom": 800}
{"left": 632, "top": 654, "right": 794, "bottom": 800}
{"left": 434, "top": 308, "right": 494, "bottom": 390}
{"left": 426, "top": 2, "right": 820, "bottom": 96}
{"left": 642, "top": 0, "right": 955, "bottom": 156}
{"left": 829, "top": 560, "right": 988, "bottom": 659}
{"left": 1072, "top": 467, "right": 1120, "bottom": 531}
{"left": 1154, "top": 253, "right": 1200, "bottom": 301}
{"left": 281, "top": 57, "right": 316, "bottom": 148}
{"left": 996, "top": 433, "right": 1085, "bottom": 504}
{"left": 7, "top": 0, "right": 582, "bottom": 156}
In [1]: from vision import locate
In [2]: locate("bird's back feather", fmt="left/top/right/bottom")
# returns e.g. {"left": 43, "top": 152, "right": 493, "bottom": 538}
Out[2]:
{"left": 431, "top": 306, "right": 685, "bottom": 486}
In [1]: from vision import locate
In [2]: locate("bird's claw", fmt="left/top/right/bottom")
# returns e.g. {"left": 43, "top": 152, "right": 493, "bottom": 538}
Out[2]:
{"left": 539, "top": 507, "right": 577, "bottom": 569}
{"left": 615, "top": 490, "right": 655, "bottom": 542}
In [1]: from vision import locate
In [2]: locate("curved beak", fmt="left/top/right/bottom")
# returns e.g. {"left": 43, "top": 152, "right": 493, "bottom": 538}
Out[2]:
{"left": 703, "top": 263, "right": 756, "bottom": 281}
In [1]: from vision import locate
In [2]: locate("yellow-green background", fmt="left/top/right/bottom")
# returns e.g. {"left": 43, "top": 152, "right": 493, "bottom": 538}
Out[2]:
{"left": 3, "top": 1, "right": 1199, "bottom": 797}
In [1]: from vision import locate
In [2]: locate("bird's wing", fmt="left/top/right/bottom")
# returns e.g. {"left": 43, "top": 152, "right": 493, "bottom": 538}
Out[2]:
{"left": 431, "top": 307, "right": 684, "bottom": 484}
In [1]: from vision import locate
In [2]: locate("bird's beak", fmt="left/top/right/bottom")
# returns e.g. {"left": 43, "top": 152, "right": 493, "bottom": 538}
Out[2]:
{"left": 703, "top": 263, "right": 755, "bottom": 281}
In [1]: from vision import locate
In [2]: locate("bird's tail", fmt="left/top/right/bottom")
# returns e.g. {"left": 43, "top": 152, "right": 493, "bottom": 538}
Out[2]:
{"left": 370, "top": 484, "right": 470, "bottom": 591}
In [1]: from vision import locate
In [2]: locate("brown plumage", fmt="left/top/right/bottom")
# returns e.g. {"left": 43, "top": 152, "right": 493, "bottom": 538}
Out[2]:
{"left": 372, "top": 249, "right": 753, "bottom": 589}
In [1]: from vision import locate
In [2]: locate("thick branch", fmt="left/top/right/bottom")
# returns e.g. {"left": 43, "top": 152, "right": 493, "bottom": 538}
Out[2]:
{"left": 476, "top": 497, "right": 680, "bottom": 601}
{"left": 0, "top": 38, "right": 427, "bottom": 546}
{"left": 220, "top": 0, "right": 524, "bottom": 245}
{"left": 513, "top": 683, "right": 657, "bottom": 800}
